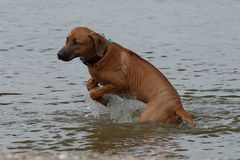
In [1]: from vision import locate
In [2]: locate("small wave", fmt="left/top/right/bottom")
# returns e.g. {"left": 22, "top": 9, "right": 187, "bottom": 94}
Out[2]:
{"left": 39, "top": 48, "right": 54, "bottom": 53}
{"left": 0, "top": 49, "right": 8, "bottom": 51}
{"left": 0, "top": 92, "right": 22, "bottom": 96}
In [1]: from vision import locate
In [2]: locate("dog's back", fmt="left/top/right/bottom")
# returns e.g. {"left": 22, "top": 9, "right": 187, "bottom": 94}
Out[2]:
{"left": 108, "top": 43, "right": 195, "bottom": 127}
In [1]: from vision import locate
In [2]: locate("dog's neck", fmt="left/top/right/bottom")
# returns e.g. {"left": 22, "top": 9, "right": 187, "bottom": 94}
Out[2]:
{"left": 80, "top": 44, "right": 108, "bottom": 66}
{"left": 80, "top": 55, "right": 103, "bottom": 66}
{"left": 80, "top": 39, "right": 112, "bottom": 66}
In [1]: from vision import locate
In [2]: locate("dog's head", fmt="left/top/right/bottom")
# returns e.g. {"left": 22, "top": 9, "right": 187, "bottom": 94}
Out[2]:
{"left": 57, "top": 27, "right": 108, "bottom": 64}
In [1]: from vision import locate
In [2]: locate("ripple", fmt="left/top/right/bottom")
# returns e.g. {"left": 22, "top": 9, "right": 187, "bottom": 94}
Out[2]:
{"left": 40, "top": 48, "right": 54, "bottom": 53}
{"left": 29, "top": 129, "right": 41, "bottom": 132}
{"left": 160, "top": 55, "right": 167, "bottom": 58}
{"left": 1, "top": 121, "right": 17, "bottom": 126}
{"left": 0, "top": 0, "right": 240, "bottom": 158}
{"left": 192, "top": 62, "right": 207, "bottom": 66}
{"left": 13, "top": 140, "right": 37, "bottom": 144}
{"left": 46, "top": 100, "right": 85, "bottom": 106}
{"left": 4, "top": 76, "right": 13, "bottom": 79}
{"left": 53, "top": 28, "right": 63, "bottom": 31}
{"left": 51, "top": 90, "right": 65, "bottom": 92}
{"left": 220, "top": 95, "right": 240, "bottom": 98}
{"left": 159, "top": 67, "right": 170, "bottom": 70}
{"left": 16, "top": 45, "right": 24, "bottom": 48}
{"left": 193, "top": 69, "right": 210, "bottom": 72}
{"left": 0, "top": 102, "right": 13, "bottom": 105}
{"left": 177, "top": 69, "right": 186, "bottom": 71}
{"left": 180, "top": 58, "right": 195, "bottom": 61}
{"left": 22, "top": 111, "right": 38, "bottom": 115}
{"left": 45, "top": 85, "right": 54, "bottom": 89}
{"left": 67, "top": 82, "right": 77, "bottom": 86}
{"left": 25, "top": 48, "right": 34, "bottom": 52}
{"left": 0, "top": 49, "right": 8, "bottom": 51}
{"left": 146, "top": 56, "right": 155, "bottom": 59}
{"left": 226, "top": 78, "right": 240, "bottom": 81}
{"left": 0, "top": 92, "right": 22, "bottom": 96}
{"left": 144, "top": 51, "right": 154, "bottom": 54}
{"left": 194, "top": 75, "right": 201, "bottom": 77}
{"left": 19, "top": 101, "right": 32, "bottom": 104}
{"left": 175, "top": 148, "right": 188, "bottom": 152}
{"left": 161, "top": 43, "right": 172, "bottom": 47}
{"left": 55, "top": 76, "right": 66, "bottom": 79}
{"left": 186, "top": 88, "right": 240, "bottom": 93}
{"left": 47, "top": 101, "right": 70, "bottom": 105}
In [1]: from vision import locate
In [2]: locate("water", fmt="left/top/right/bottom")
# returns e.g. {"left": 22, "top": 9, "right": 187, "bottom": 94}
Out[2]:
{"left": 0, "top": 0, "right": 240, "bottom": 159}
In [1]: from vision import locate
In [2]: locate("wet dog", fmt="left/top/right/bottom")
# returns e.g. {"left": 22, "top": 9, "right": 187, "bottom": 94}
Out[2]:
{"left": 57, "top": 27, "right": 195, "bottom": 127}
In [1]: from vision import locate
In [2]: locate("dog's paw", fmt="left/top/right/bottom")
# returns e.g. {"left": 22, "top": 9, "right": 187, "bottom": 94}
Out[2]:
{"left": 89, "top": 90, "right": 108, "bottom": 106}
{"left": 89, "top": 90, "right": 98, "bottom": 100}
{"left": 87, "top": 78, "right": 98, "bottom": 91}
{"left": 98, "top": 98, "right": 108, "bottom": 107}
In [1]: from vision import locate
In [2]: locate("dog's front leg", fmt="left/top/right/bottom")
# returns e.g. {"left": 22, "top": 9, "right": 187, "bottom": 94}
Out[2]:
{"left": 86, "top": 78, "right": 99, "bottom": 91}
{"left": 89, "top": 84, "right": 117, "bottom": 106}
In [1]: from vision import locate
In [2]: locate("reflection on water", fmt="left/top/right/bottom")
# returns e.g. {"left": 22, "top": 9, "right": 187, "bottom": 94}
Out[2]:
{"left": 0, "top": 0, "right": 240, "bottom": 159}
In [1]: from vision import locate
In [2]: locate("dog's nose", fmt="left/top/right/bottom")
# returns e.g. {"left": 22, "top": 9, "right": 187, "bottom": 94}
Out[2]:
{"left": 57, "top": 48, "right": 65, "bottom": 60}
{"left": 57, "top": 53, "right": 64, "bottom": 60}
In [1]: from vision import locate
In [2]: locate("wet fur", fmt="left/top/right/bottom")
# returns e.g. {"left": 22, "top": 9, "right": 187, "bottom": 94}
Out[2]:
{"left": 57, "top": 27, "right": 196, "bottom": 127}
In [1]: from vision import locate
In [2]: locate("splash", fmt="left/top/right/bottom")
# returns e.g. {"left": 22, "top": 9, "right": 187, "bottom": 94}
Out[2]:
{"left": 84, "top": 94, "right": 145, "bottom": 123}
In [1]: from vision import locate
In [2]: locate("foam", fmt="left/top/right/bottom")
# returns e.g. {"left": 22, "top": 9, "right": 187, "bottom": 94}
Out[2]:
{"left": 85, "top": 94, "right": 145, "bottom": 123}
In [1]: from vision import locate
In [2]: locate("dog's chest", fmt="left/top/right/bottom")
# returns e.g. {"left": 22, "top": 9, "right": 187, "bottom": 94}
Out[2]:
{"left": 88, "top": 67, "right": 109, "bottom": 85}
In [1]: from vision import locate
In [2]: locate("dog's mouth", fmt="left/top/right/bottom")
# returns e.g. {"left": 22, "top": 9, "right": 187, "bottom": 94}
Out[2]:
{"left": 57, "top": 48, "right": 74, "bottom": 61}
{"left": 57, "top": 53, "right": 70, "bottom": 61}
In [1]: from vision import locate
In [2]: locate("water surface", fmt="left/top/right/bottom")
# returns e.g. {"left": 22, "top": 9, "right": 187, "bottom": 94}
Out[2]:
{"left": 0, "top": 0, "right": 240, "bottom": 159}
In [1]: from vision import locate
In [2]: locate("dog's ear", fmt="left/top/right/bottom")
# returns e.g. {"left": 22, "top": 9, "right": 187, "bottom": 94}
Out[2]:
{"left": 89, "top": 33, "right": 108, "bottom": 57}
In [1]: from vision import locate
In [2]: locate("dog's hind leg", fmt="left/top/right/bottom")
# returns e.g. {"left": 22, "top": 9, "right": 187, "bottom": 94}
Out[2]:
{"left": 176, "top": 106, "right": 196, "bottom": 128}
{"left": 138, "top": 101, "right": 168, "bottom": 123}
{"left": 138, "top": 100, "right": 195, "bottom": 127}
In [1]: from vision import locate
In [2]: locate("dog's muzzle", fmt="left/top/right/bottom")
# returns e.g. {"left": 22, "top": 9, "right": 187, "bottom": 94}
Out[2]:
{"left": 57, "top": 53, "right": 64, "bottom": 60}
{"left": 57, "top": 48, "right": 69, "bottom": 61}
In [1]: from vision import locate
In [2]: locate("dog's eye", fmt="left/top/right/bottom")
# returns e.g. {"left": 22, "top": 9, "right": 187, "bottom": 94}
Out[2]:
{"left": 73, "top": 38, "right": 79, "bottom": 45}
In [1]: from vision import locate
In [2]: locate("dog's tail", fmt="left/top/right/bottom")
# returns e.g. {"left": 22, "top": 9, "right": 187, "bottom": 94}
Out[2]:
{"left": 176, "top": 106, "right": 196, "bottom": 128}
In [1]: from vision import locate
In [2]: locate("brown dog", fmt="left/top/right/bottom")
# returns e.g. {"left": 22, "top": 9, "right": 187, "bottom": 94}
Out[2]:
{"left": 57, "top": 27, "right": 195, "bottom": 127}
